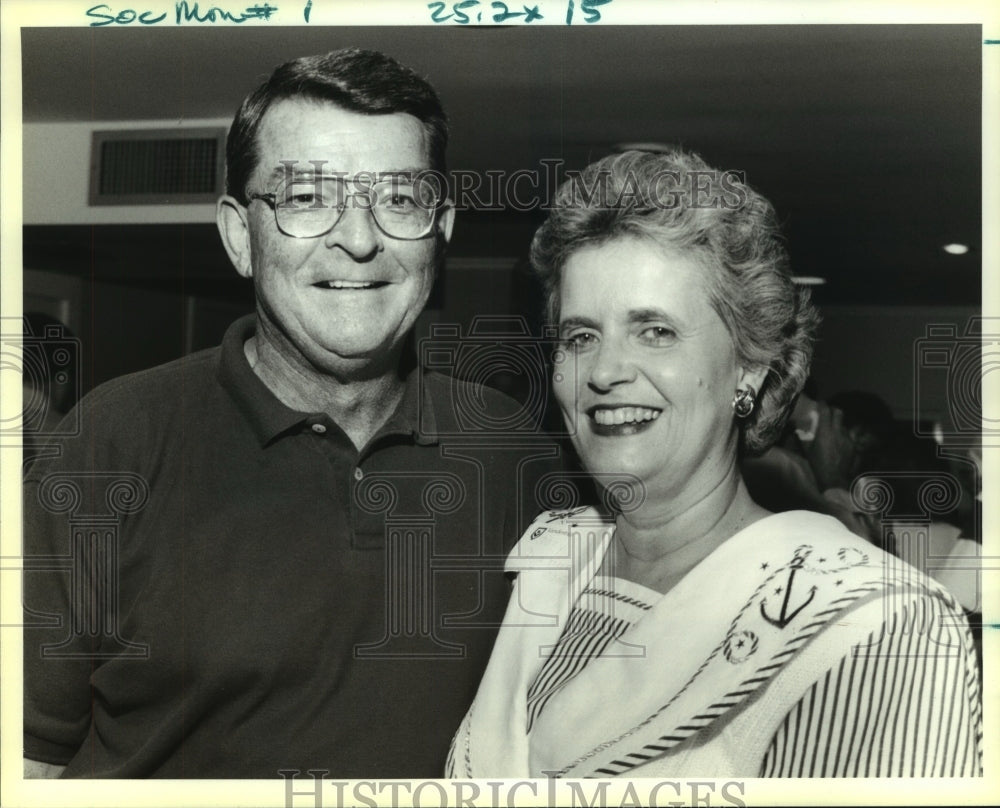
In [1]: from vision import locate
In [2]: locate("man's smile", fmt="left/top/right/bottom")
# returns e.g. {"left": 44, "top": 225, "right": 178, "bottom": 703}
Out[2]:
{"left": 311, "top": 280, "right": 391, "bottom": 290}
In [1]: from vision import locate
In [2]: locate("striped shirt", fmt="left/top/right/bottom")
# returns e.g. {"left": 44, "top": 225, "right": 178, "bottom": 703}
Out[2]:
{"left": 528, "top": 576, "right": 982, "bottom": 777}
{"left": 526, "top": 580, "right": 653, "bottom": 732}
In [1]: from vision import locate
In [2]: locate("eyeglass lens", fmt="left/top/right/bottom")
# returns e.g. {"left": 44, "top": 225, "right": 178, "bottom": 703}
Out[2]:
{"left": 274, "top": 176, "right": 440, "bottom": 239}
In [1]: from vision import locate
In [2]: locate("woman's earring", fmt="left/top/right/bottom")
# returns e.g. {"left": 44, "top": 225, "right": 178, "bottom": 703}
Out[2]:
{"left": 732, "top": 385, "right": 756, "bottom": 418}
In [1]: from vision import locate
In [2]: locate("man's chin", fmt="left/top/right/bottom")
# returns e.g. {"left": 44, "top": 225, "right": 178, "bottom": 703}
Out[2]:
{"left": 309, "top": 336, "right": 404, "bottom": 373}
{"left": 260, "top": 315, "right": 409, "bottom": 378}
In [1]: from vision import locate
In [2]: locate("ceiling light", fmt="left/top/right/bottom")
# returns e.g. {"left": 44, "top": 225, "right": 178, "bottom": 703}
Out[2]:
{"left": 613, "top": 142, "right": 674, "bottom": 153}
{"left": 943, "top": 243, "right": 969, "bottom": 255}
{"left": 792, "top": 276, "right": 826, "bottom": 285}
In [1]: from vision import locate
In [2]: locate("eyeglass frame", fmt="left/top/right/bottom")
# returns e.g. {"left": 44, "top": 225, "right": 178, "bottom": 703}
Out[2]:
{"left": 246, "top": 172, "right": 449, "bottom": 241}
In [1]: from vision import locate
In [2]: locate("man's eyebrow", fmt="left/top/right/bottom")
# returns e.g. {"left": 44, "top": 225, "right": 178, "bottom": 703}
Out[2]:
{"left": 376, "top": 168, "right": 426, "bottom": 178}
{"left": 265, "top": 166, "right": 427, "bottom": 181}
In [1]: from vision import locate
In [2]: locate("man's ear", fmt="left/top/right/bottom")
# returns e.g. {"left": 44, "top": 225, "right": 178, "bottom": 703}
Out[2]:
{"left": 216, "top": 195, "right": 254, "bottom": 279}
{"left": 436, "top": 202, "right": 455, "bottom": 244}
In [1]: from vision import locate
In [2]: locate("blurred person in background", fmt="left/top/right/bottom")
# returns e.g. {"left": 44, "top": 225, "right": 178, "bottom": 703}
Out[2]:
{"left": 743, "top": 387, "right": 895, "bottom": 542}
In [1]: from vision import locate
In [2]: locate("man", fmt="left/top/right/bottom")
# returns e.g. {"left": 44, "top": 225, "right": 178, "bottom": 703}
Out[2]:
{"left": 23, "top": 48, "right": 566, "bottom": 778}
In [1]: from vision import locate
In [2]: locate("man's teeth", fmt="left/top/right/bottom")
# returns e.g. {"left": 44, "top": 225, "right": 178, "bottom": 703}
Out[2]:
{"left": 319, "top": 280, "right": 379, "bottom": 289}
{"left": 593, "top": 407, "right": 661, "bottom": 426}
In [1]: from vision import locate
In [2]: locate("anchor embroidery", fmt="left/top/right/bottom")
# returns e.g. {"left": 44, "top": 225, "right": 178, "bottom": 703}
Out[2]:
{"left": 760, "top": 554, "right": 818, "bottom": 628}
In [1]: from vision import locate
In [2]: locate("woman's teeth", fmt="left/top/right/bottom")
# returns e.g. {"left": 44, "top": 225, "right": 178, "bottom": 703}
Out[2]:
{"left": 592, "top": 407, "right": 661, "bottom": 426}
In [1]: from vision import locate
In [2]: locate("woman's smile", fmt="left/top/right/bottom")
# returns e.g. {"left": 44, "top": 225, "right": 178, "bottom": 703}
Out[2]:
{"left": 587, "top": 404, "right": 662, "bottom": 435}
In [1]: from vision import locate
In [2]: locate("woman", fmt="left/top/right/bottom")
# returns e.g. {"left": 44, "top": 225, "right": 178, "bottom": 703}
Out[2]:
{"left": 448, "top": 149, "right": 982, "bottom": 778}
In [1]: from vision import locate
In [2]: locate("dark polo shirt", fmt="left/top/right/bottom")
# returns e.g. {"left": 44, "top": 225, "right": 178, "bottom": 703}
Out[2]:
{"left": 23, "top": 316, "right": 568, "bottom": 778}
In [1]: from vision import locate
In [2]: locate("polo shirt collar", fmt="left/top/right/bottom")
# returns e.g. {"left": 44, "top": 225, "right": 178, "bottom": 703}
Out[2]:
{"left": 217, "top": 315, "right": 439, "bottom": 448}
{"left": 377, "top": 348, "right": 439, "bottom": 447}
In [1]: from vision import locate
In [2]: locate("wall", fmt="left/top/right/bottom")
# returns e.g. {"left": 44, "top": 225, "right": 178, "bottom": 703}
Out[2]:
{"left": 811, "top": 305, "right": 983, "bottom": 426}
{"left": 22, "top": 120, "right": 228, "bottom": 225}
{"left": 22, "top": 269, "right": 253, "bottom": 395}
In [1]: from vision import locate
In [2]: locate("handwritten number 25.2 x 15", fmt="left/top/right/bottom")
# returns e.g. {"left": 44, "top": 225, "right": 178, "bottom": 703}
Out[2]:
{"left": 428, "top": 0, "right": 612, "bottom": 25}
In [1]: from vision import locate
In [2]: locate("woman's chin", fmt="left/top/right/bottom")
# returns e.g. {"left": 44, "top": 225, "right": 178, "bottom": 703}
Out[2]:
{"left": 576, "top": 454, "right": 655, "bottom": 487}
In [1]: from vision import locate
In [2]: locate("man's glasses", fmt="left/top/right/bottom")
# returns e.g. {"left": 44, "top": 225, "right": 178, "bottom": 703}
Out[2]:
{"left": 248, "top": 174, "right": 444, "bottom": 240}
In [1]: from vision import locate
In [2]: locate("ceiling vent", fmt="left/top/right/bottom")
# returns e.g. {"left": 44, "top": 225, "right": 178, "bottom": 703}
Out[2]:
{"left": 89, "top": 128, "right": 226, "bottom": 205}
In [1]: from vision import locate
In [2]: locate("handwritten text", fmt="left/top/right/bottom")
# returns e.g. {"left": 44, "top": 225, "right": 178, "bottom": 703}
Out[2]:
{"left": 428, "top": 0, "right": 613, "bottom": 25}
{"left": 86, "top": 2, "right": 288, "bottom": 25}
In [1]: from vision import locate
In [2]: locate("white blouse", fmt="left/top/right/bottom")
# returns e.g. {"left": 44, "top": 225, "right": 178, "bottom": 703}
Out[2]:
{"left": 527, "top": 574, "right": 981, "bottom": 777}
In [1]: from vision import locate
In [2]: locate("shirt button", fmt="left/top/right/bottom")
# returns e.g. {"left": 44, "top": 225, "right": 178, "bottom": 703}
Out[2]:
{"left": 311, "top": 424, "right": 327, "bottom": 435}
{"left": 354, "top": 467, "right": 364, "bottom": 481}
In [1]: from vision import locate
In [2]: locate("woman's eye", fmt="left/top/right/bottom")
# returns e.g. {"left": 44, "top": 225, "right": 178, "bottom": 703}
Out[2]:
{"left": 563, "top": 332, "right": 597, "bottom": 350}
{"left": 640, "top": 326, "right": 675, "bottom": 344}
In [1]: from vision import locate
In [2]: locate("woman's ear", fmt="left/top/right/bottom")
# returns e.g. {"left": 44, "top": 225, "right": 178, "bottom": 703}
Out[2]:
{"left": 738, "top": 365, "right": 769, "bottom": 396}
{"left": 216, "top": 196, "right": 254, "bottom": 279}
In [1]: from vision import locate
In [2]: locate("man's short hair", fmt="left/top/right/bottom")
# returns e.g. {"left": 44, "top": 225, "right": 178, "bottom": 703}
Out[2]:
{"left": 225, "top": 48, "right": 448, "bottom": 204}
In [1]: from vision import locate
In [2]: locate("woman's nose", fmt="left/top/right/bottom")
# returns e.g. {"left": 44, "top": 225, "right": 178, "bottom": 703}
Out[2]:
{"left": 586, "top": 339, "right": 637, "bottom": 391}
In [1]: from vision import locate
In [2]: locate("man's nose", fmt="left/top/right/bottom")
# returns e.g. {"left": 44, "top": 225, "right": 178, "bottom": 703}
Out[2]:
{"left": 587, "top": 339, "right": 637, "bottom": 391}
{"left": 322, "top": 203, "right": 382, "bottom": 260}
